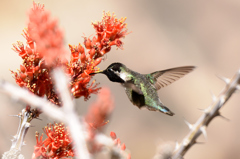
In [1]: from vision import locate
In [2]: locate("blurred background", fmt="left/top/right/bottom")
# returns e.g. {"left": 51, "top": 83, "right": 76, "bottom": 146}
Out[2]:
{"left": 1, "top": 0, "right": 240, "bottom": 158}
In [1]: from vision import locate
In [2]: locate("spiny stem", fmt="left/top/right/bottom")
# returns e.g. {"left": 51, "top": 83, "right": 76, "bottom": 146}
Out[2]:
{"left": 172, "top": 69, "right": 240, "bottom": 159}
{"left": 2, "top": 108, "right": 35, "bottom": 159}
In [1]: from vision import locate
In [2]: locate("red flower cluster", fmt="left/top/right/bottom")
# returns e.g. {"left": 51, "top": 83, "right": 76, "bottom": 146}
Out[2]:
{"left": 68, "top": 11, "right": 129, "bottom": 100}
{"left": 32, "top": 123, "right": 74, "bottom": 159}
{"left": 11, "top": 2, "right": 130, "bottom": 103}
{"left": 33, "top": 88, "right": 114, "bottom": 157}
{"left": 87, "top": 11, "right": 129, "bottom": 57}
{"left": 67, "top": 44, "right": 101, "bottom": 100}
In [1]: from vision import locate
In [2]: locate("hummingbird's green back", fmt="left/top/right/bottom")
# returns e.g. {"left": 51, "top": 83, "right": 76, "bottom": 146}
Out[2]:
{"left": 123, "top": 69, "right": 171, "bottom": 113}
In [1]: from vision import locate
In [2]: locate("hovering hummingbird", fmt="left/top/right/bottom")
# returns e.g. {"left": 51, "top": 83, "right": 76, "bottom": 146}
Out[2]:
{"left": 90, "top": 63, "right": 195, "bottom": 116}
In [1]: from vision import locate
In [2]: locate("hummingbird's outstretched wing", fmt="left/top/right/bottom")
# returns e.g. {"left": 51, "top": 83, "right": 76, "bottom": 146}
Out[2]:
{"left": 148, "top": 66, "right": 195, "bottom": 90}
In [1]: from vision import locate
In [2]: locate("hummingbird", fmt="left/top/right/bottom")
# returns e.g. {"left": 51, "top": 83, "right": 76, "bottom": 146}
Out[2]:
{"left": 90, "top": 63, "right": 195, "bottom": 116}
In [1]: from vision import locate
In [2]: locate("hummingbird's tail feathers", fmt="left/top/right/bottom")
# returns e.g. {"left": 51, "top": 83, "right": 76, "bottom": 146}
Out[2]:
{"left": 158, "top": 105, "right": 175, "bottom": 116}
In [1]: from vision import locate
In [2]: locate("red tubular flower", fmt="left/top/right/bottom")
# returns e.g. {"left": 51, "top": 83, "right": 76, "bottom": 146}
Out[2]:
{"left": 32, "top": 123, "right": 74, "bottom": 159}
{"left": 32, "top": 132, "right": 46, "bottom": 159}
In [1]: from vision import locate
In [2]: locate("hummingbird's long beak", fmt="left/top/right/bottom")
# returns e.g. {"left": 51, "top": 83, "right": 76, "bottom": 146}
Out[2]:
{"left": 89, "top": 70, "right": 105, "bottom": 75}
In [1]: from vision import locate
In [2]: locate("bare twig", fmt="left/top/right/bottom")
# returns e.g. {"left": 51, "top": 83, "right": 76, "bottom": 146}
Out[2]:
{"left": 52, "top": 68, "right": 91, "bottom": 159}
{"left": 0, "top": 80, "right": 65, "bottom": 121}
{"left": 172, "top": 69, "right": 240, "bottom": 159}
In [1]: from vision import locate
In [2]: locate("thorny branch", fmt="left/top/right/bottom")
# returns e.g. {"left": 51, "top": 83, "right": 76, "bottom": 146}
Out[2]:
{"left": 171, "top": 69, "right": 240, "bottom": 159}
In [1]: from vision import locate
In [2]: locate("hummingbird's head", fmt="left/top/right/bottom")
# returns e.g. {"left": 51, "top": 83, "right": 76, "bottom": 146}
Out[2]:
{"left": 90, "top": 62, "right": 126, "bottom": 83}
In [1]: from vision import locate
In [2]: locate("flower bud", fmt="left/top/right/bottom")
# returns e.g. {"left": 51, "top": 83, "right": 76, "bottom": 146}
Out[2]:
{"left": 20, "top": 73, "right": 27, "bottom": 80}
{"left": 92, "top": 58, "right": 102, "bottom": 67}
{"left": 92, "top": 36, "right": 97, "bottom": 46}
{"left": 121, "top": 143, "right": 126, "bottom": 150}
{"left": 89, "top": 48, "right": 96, "bottom": 59}
{"left": 80, "top": 53, "right": 86, "bottom": 63}
{"left": 78, "top": 44, "right": 85, "bottom": 54}
{"left": 84, "top": 37, "right": 92, "bottom": 49}
{"left": 26, "top": 71, "right": 33, "bottom": 80}
{"left": 71, "top": 52, "right": 79, "bottom": 62}
{"left": 20, "top": 65, "right": 26, "bottom": 73}
{"left": 110, "top": 131, "right": 117, "bottom": 140}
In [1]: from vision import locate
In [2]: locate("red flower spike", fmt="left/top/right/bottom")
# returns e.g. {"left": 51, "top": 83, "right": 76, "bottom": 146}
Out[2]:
{"left": 11, "top": 2, "right": 66, "bottom": 106}
{"left": 110, "top": 131, "right": 117, "bottom": 140}
{"left": 127, "top": 154, "right": 131, "bottom": 159}
{"left": 89, "top": 11, "right": 130, "bottom": 58}
{"left": 28, "top": 1, "right": 66, "bottom": 65}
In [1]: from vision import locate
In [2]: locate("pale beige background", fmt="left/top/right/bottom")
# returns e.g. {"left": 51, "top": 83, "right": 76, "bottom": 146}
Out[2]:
{"left": 1, "top": 0, "right": 240, "bottom": 159}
